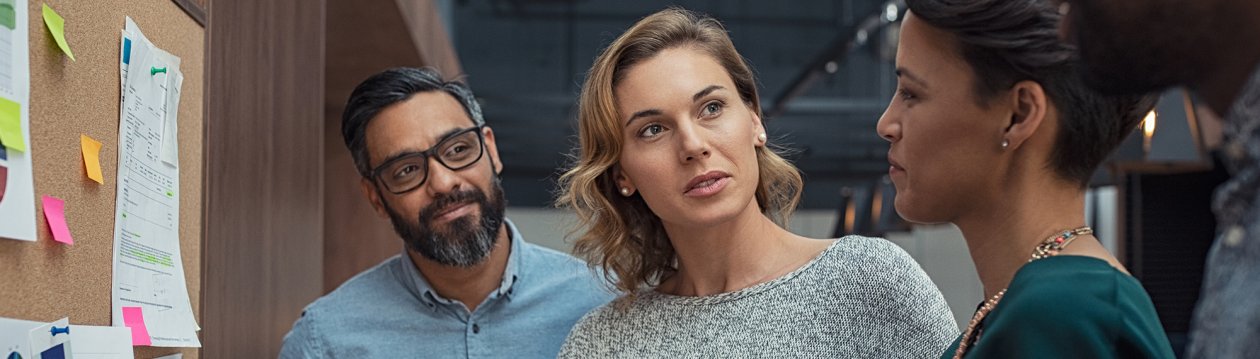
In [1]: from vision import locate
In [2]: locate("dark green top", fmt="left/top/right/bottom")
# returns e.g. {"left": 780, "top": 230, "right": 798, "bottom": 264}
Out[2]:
{"left": 941, "top": 255, "right": 1175, "bottom": 359}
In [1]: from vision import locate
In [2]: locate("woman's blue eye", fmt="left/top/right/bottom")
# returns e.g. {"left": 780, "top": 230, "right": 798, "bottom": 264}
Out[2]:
{"left": 639, "top": 124, "right": 665, "bottom": 138}
{"left": 702, "top": 102, "right": 723, "bottom": 116}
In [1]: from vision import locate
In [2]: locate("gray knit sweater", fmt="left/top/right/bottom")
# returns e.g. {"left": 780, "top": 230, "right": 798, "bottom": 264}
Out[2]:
{"left": 558, "top": 236, "right": 959, "bottom": 358}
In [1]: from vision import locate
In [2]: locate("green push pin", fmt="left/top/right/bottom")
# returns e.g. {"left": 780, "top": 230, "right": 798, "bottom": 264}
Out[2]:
{"left": 151, "top": 66, "right": 167, "bottom": 75}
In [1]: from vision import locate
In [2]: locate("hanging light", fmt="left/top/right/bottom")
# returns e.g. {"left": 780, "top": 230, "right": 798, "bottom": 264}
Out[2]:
{"left": 1143, "top": 110, "right": 1157, "bottom": 154}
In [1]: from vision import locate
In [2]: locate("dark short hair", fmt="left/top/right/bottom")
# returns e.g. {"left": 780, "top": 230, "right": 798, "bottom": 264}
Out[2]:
{"left": 906, "top": 0, "right": 1154, "bottom": 186}
{"left": 341, "top": 67, "right": 484, "bottom": 177}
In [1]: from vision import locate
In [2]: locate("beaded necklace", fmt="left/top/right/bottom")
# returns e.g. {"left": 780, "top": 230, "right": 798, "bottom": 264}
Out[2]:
{"left": 952, "top": 227, "right": 1093, "bottom": 358}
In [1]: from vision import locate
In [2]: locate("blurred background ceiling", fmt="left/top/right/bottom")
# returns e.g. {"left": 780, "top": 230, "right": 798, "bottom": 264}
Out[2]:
{"left": 446, "top": 0, "right": 902, "bottom": 209}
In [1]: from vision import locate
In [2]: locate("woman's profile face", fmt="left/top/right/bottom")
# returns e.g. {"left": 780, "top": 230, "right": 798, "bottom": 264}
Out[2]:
{"left": 612, "top": 46, "right": 765, "bottom": 229}
{"left": 876, "top": 12, "right": 1010, "bottom": 224}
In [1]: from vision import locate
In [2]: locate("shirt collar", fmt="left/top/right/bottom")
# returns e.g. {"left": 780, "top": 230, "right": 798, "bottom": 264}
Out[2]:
{"left": 399, "top": 218, "right": 526, "bottom": 306}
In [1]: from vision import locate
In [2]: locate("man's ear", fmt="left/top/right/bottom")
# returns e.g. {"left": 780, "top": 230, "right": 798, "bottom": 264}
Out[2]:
{"left": 360, "top": 177, "right": 390, "bottom": 219}
{"left": 1002, "top": 80, "right": 1049, "bottom": 151}
{"left": 482, "top": 126, "right": 504, "bottom": 175}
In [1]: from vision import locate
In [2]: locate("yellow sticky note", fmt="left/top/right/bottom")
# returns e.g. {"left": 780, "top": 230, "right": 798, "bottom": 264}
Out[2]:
{"left": 81, "top": 134, "right": 103, "bottom": 184}
{"left": 42, "top": 4, "right": 74, "bottom": 61}
{"left": 0, "top": 97, "right": 23, "bottom": 152}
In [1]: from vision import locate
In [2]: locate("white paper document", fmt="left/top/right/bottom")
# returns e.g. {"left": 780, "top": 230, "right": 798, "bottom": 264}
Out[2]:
{"left": 28, "top": 317, "right": 73, "bottom": 359}
{"left": 67, "top": 326, "right": 134, "bottom": 359}
{"left": 1, "top": 316, "right": 40, "bottom": 358}
{"left": 110, "top": 17, "right": 200, "bottom": 348}
{"left": 2, "top": 317, "right": 136, "bottom": 359}
{"left": 0, "top": 0, "right": 35, "bottom": 241}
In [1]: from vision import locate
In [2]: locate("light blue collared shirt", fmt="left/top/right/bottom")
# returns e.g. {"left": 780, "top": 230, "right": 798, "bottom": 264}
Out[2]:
{"left": 280, "top": 219, "right": 615, "bottom": 358}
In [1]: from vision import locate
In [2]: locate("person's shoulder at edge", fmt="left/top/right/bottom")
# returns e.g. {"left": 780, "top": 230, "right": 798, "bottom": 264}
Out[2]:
{"left": 817, "top": 235, "right": 922, "bottom": 273}
{"left": 543, "top": 241, "right": 634, "bottom": 358}
{"left": 307, "top": 254, "right": 410, "bottom": 314}
{"left": 980, "top": 256, "right": 1175, "bottom": 358}
{"left": 556, "top": 288, "right": 643, "bottom": 358}
{"left": 821, "top": 235, "right": 960, "bottom": 354}
{"left": 280, "top": 255, "right": 408, "bottom": 358}
{"left": 518, "top": 240, "right": 618, "bottom": 299}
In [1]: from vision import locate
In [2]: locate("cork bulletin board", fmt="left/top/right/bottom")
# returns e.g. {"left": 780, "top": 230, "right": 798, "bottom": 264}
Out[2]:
{"left": 0, "top": 0, "right": 203, "bottom": 357}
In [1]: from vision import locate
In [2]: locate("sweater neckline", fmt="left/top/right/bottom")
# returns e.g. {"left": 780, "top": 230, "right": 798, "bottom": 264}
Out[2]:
{"left": 639, "top": 239, "right": 842, "bottom": 306}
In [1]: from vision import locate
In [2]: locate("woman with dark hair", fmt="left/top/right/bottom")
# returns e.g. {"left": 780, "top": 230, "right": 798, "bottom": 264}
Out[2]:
{"left": 556, "top": 7, "right": 959, "bottom": 357}
{"left": 877, "top": 0, "right": 1175, "bottom": 357}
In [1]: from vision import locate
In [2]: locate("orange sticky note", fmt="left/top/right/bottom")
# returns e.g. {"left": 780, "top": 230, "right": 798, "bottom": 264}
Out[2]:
{"left": 41, "top": 195, "right": 73, "bottom": 245}
{"left": 80, "top": 134, "right": 103, "bottom": 183}
{"left": 122, "top": 306, "right": 152, "bottom": 346}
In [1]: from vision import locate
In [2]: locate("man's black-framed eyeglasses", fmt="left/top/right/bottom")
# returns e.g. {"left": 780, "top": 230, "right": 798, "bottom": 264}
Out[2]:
{"left": 369, "top": 126, "right": 486, "bottom": 194}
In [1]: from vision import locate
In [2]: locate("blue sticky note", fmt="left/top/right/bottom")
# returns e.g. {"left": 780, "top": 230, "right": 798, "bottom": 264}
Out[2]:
{"left": 39, "top": 344, "right": 64, "bottom": 359}
{"left": 0, "top": 136, "right": 7, "bottom": 159}
{"left": 123, "top": 38, "right": 131, "bottom": 64}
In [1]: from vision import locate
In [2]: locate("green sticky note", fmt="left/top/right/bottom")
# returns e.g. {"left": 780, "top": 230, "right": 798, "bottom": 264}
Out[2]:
{"left": 0, "top": 1, "right": 16, "bottom": 30}
{"left": 42, "top": 4, "right": 74, "bottom": 61}
{"left": 0, "top": 97, "right": 22, "bottom": 152}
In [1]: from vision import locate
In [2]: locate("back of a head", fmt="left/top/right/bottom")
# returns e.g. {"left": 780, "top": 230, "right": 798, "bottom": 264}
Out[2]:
{"left": 906, "top": 0, "right": 1155, "bottom": 186}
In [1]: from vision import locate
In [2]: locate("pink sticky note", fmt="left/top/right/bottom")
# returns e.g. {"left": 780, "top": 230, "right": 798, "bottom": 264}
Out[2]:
{"left": 40, "top": 195, "right": 74, "bottom": 245}
{"left": 122, "top": 306, "right": 152, "bottom": 346}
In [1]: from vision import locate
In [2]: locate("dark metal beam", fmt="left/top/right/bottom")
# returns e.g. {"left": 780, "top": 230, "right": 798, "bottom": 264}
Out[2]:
{"left": 767, "top": 0, "right": 902, "bottom": 118}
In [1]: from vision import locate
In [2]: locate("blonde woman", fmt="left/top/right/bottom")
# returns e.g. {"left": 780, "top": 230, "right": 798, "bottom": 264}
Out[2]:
{"left": 556, "top": 8, "right": 958, "bottom": 358}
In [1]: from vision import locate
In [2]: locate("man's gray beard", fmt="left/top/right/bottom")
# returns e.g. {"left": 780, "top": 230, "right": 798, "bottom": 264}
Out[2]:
{"left": 385, "top": 178, "right": 506, "bottom": 267}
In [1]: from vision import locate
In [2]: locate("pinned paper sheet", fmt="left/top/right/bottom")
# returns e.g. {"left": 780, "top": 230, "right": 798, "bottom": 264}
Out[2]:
{"left": 121, "top": 307, "right": 151, "bottom": 346}
{"left": 0, "top": 96, "right": 22, "bottom": 151}
{"left": 40, "top": 195, "right": 73, "bottom": 245}
{"left": 70, "top": 325, "right": 134, "bottom": 358}
{"left": 41, "top": 4, "right": 73, "bottom": 61}
{"left": 27, "top": 318, "right": 72, "bottom": 359}
{"left": 80, "top": 134, "right": 103, "bottom": 183}
{"left": 40, "top": 343, "right": 66, "bottom": 359}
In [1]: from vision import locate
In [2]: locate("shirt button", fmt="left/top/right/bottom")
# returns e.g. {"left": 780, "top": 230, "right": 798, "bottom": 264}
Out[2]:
{"left": 472, "top": 323, "right": 480, "bottom": 334}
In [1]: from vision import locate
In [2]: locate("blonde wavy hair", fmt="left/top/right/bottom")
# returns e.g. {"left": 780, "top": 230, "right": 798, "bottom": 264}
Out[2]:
{"left": 556, "top": 7, "right": 804, "bottom": 295}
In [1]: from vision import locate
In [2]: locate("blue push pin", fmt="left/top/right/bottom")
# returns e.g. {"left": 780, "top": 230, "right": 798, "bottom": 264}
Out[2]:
{"left": 151, "top": 66, "right": 167, "bottom": 76}
{"left": 50, "top": 325, "right": 69, "bottom": 336}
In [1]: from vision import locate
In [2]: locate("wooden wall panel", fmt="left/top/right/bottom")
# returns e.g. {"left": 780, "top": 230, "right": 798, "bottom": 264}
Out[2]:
{"left": 202, "top": 0, "right": 324, "bottom": 356}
